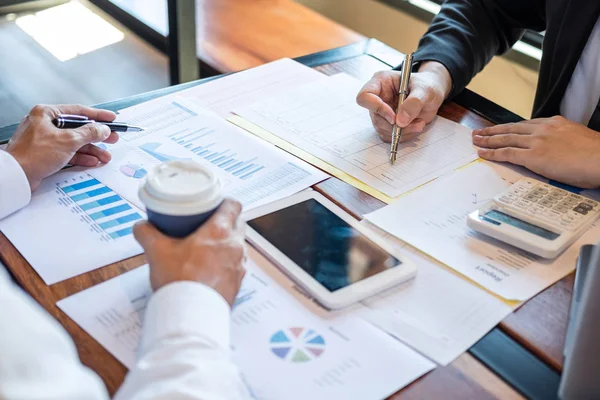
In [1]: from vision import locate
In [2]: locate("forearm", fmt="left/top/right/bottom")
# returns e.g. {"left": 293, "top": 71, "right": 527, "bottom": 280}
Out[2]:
{"left": 0, "top": 266, "right": 109, "bottom": 400}
{"left": 410, "top": 0, "right": 545, "bottom": 98}
{"left": 115, "top": 282, "right": 248, "bottom": 400}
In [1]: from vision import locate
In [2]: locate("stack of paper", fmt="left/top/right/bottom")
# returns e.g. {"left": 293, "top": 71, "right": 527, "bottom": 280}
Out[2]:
{"left": 58, "top": 247, "right": 435, "bottom": 400}
{"left": 0, "top": 88, "right": 328, "bottom": 284}
{"left": 2, "top": 58, "right": 559, "bottom": 396}
{"left": 231, "top": 73, "right": 478, "bottom": 202}
{"left": 365, "top": 161, "right": 599, "bottom": 301}
{"left": 358, "top": 221, "right": 513, "bottom": 365}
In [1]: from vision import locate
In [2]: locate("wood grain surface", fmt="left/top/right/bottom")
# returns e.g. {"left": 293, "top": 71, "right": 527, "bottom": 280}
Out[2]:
{"left": 0, "top": 44, "right": 569, "bottom": 397}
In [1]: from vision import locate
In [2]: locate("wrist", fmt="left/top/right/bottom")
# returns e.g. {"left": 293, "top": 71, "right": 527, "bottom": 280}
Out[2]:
{"left": 418, "top": 61, "right": 453, "bottom": 99}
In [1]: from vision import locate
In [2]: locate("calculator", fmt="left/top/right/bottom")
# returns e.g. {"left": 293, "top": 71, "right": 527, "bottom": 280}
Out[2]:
{"left": 467, "top": 178, "right": 600, "bottom": 258}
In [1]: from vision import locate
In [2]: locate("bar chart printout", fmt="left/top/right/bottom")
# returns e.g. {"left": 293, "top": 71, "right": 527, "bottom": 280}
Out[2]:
{"left": 59, "top": 175, "right": 144, "bottom": 240}
{"left": 168, "top": 127, "right": 266, "bottom": 180}
{"left": 121, "top": 98, "right": 329, "bottom": 210}
{"left": 0, "top": 170, "right": 144, "bottom": 284}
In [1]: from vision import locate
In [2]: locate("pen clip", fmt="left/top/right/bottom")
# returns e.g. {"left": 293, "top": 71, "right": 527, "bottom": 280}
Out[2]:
{"left": 58, "top": 114, "right": 89, "bottom": 121}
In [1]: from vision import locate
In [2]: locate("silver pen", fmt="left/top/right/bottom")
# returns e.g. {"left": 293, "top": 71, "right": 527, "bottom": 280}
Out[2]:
{"left": 389, "top": 52, "right": 414, "bottom": 165}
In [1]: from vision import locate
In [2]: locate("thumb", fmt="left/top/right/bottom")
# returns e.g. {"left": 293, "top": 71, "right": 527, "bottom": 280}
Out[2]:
{"left": 71, "top": 123, "right": 111, "bottom": 147}
{"left": 133, "top": 221, "right": 169, "bottom": 251}
{"left": 395, "top": 88, "right": 431, "bottom": 128}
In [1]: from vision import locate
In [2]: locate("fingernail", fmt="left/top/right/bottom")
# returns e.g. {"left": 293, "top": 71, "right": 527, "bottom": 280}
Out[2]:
{"left": 385, "top": 114, "right": 395, "bottom": 125}
{"left": 472, "top": 135, "right": 481, "bottom": 142}
{"left": 472, "top": 129, "right": 481, "bottom": 136}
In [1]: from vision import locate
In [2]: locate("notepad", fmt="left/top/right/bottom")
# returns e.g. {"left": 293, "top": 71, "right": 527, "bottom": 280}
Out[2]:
{"left": 232, "top": 73, "right": 478, "bottom": 200}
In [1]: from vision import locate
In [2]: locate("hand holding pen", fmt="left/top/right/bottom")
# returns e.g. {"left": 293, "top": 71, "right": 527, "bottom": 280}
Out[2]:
{"left": 356, "top": 58, "right": 453, "bottom": 153}
{"left": 53, "top": 114, "right": 145, "bottom": 133}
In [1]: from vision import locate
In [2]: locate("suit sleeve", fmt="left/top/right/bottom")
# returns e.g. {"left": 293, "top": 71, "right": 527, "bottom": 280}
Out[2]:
{"left": 405, "top": 0, "right": 546, "bottom": 98}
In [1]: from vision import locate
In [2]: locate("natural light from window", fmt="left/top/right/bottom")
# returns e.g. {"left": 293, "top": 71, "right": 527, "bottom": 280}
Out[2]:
{"left": 15, "top": 1, "right": 124, "bottom": 62}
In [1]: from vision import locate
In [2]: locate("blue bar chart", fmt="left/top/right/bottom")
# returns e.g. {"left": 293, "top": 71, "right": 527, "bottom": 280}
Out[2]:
{"left": 59, "top": 174, "right": 143, "bottom": 241}
{"left": 168, "top": 128, "right": 266, "bottom": 180}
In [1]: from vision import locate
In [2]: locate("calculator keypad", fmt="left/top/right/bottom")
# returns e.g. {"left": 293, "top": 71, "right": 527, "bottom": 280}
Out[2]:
{"left": 494, "top": 180, "right": 599, "bottom": 231}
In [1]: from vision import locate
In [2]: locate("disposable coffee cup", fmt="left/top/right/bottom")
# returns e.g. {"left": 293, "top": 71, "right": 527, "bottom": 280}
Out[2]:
{"left": 139, "top": 160, "right": 223, "bottom": 238}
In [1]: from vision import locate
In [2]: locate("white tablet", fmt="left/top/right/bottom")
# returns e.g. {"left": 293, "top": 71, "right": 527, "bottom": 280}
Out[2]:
{"left": 244, "top": 191, "right": 417, "bottom": 309}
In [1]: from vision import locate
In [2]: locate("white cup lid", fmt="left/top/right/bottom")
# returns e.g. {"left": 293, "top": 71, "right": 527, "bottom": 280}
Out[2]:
{"left": 139, "top": 161, "right": 222, "bottom": 216}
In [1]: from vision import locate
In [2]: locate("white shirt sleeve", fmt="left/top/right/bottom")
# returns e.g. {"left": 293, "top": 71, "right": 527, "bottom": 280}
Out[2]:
{"left": 0, "top": 264, "right": 110, "bottom": 400}
{"left": 0, "top": 150, "right": 31, "bottom": 219}
{"left": 0, "top": 149, "right": 244, "bottom": 399}
{"left": 115, "top": 282, "right": 248, "bottom": 400}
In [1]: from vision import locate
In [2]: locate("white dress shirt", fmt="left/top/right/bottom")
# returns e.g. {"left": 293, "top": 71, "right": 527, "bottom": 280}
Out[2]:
{"left": 560, "top": 17, "right": 600, "bottom": 126}
{"left": 0, "top": 150, "right": 247, "bottom": 399}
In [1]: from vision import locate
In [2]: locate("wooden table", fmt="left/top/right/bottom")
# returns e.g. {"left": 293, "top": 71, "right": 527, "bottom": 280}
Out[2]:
{"left": 0, "top": 40, "right": 566, "bottom": 399}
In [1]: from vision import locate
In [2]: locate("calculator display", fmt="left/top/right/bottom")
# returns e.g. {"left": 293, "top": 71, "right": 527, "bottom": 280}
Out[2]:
{"left": 482, "top": 210, "right": 560, "bottom": 240}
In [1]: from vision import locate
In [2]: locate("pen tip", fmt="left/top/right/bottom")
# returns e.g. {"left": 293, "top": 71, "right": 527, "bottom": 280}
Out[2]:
{"left": 389, "top": 153, "right": 396, "bottom": 165}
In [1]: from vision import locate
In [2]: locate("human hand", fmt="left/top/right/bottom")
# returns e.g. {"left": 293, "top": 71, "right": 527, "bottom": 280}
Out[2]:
{"left": 356, "top": 61, "right": 452, "bottom": 142}
{"left": 473, "top": 116, "right": 600, "bottom": 188}
{"left": 133, "top": 199, "right": 247, "bottom": 307}
{"left": 5, "top": 104, "right": 119, "bottom": 191}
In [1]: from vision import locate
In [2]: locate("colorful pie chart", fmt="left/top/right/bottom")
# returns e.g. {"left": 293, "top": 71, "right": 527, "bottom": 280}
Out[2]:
{"left": 119, "top": 164, "right": 147, "bottom": 179}
{"left": 269, "top": 327, "right": 326, "bottom": 363}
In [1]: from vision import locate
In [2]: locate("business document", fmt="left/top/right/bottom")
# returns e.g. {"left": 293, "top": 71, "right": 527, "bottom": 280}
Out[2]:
{"left": 358, "top": 221, "right": 513, "bottom": 365}
{"left": 114, "top": 97, "right": 328, "bottom": 210}
{"left": 366, "top": 161, "right": 600, "bottom": 301}
{"left": 233, "top": 73, "right": 478, "bottom": 199}
{"left": 0, "top": 168, "right": 144, "bottom": 284}
{"left": 121, "top": 58, "right": 327, "bottom": 119}
{"left": 58, "top": 247, "right": 435, "bottom": 400}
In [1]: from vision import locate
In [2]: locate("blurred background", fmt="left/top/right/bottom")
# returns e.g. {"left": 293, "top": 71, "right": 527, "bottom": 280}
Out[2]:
{"left": 0, "top": 0, "right": 541, "bottom": 128}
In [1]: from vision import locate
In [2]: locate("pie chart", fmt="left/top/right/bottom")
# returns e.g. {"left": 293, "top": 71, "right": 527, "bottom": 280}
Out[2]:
{"left": 269, "top": 327, "right": 326, "bottom": 363}
{"left": 119, "top": 164, "right": 147, "bottom": 179}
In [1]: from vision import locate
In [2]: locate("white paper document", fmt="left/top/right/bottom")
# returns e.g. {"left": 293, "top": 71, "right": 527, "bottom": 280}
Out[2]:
{"left": 121, "top": 58, "right": 327, "bottom": 118}
{"left": 234, "top": 73, "right": 478, "bottom": 198}
{"left": 58, "top": 248, "right": 435, "bottom": 400}
{"left": 114, "top": 98, "right": 328, "bottom": 210}
{"left": 0, "top": 169, "right": 144, "bottom": 284}
{"left": 366, "top": 161, "right": 600, "bottom": 301}
{"left": 358, "top": 222, "right": 513, "bottom": 365}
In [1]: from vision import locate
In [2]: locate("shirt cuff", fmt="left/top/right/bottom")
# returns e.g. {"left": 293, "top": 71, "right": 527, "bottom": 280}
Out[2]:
{"left": 139, "top": 281, "right": 231, "bottom": 356}
{"left": 0, "top": 151, "right": 31, "bottom": 220}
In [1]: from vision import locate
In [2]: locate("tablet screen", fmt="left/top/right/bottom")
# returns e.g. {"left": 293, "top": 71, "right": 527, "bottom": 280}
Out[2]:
{"left": 247, "top": 199, "right": 400, "bottom": 292}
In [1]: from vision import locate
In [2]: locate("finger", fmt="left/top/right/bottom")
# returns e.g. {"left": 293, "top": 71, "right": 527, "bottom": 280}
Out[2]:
{"left": 103, "top": 131, "right": 120, "bottom": 144}
{"left": 473, "top": 134, "right": 532, "bottom": 149}
{"left": 69, "top": 123, "right": 111, "bottom": 147}
{"left": 69, "top": 153, "right": 101, "bottom": 167}
{"left": 477, "top": 147, "right": 528, "bottom": 165}
{"left": 357, "top": 90, "right": 395, "bottom": 125}
{"left": 78, "top": 144, "right": 112, "bottom": 164}
{"left": 395, "top": 87, "right": 433, "bottom": 127}
{"left": 56, "top": 104, "right": 117, "bottom": 122}
{"left": 370, "top": 113, "right": 392, "bottom": 142}
{"left": 401, "top": 118, "right": 427, "bottom": 135}
{"left": 133, "top": 221, "right": 170, "bottom": 251}
{"left": 372, "top": 112, "right": 392, "bottom": 133}
{"left": 473, "top": 122, "right": 535, "bottom": 137}
{"left": 203, "top": 199, "right": 243, "bottom": 238}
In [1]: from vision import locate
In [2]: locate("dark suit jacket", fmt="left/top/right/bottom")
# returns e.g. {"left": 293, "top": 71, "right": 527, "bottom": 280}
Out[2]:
{"left": 408, "top": 0, "right": 600, "bottom": 130}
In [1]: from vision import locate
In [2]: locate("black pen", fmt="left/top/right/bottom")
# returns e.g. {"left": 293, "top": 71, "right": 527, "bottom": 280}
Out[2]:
{"left": 52, "top": 114, "right": 145, "bottom": 133}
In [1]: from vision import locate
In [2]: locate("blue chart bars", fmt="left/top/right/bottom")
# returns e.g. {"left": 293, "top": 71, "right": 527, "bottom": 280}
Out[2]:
{"left": 59, "top": 176, "right": 142, "bottom": 240}
{"left": 168, "top": 128, "right": 266, "bottom": 180}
